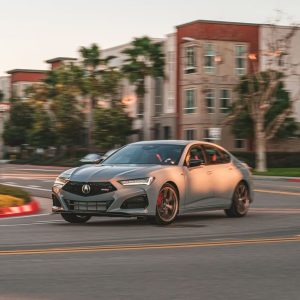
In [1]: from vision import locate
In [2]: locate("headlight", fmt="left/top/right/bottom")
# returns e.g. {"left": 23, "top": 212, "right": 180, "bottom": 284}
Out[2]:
{"left": 119, "top": 177, "right": 154, "bottom": 186}
{"left": 54, "top": 174, "right": 71, "bottom": 186}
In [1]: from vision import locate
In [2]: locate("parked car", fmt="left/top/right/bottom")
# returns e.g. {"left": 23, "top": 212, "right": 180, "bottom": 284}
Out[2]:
{"left": 79, "top": 149, "right": 118, "bottom": 165}
{"left": 52, "top": 140, "right": 253, "bottom": 225}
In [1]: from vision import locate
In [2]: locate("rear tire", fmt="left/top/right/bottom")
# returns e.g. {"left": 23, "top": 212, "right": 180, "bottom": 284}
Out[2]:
{"left": 225, "top": 182, "right": 250, "bottom": 218}
{"left": 151, "top": 183, "right": 179, "bottom": 225}
{"left": 61, "top": 213, "right": 91, "bottom": 223}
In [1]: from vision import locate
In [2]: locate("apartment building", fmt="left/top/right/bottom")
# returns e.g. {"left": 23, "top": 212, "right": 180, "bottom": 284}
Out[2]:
{"left": 102, "top": 36, "right": 177, "bottom": 142}
{"left": 176, "top": 20, "right": 259, "bottom": 151}
{"left": 6, "top": 69, "right": 47, "bottom": 99}
{"left": 0, "top": 76, "right": 11, "bottom": 100}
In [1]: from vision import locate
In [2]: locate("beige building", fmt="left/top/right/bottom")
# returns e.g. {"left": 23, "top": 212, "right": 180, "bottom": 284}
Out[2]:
{"left": 102, "top": 35, "right": 177, "bottom": 142}
{"left": 0, "top": 76, "right": 11, "bottom": 100}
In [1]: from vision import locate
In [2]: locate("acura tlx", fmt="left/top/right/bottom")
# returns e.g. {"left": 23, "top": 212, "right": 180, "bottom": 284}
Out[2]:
{"left": 52, "top": 140, "right": 253, "bottom": 225}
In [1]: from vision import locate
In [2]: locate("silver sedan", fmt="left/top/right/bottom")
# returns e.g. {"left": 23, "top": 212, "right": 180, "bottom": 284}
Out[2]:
{"left": 52, "top": 140, "right": 253, "bottom": 225}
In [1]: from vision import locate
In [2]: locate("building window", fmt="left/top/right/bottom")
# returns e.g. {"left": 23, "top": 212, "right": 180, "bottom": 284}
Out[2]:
{"left": 184, "top": 89, "right": 196, "bottom": 114}
{"left": 220, "top": 89, "right": 231, "bottom": 113}
{"left": 137, "top": 99, "right": 144, "bottom": 118}
{"left": 235, "top": 45, "right": 247, "bottom": 76}
{"left": 205, "top": 89, "right": 215, "bottom": 113}
{"left": 204, "top": 43, "right": 215, "bottom": 74}
{"left": 235, "top": 139, "right": 246, "bottom": 149}
{"left": 163, "top": 126, "right": 171, "bottom": 140}
{"left": 154, "top": 77, "right": 163, "bottom": 116}
{"left": 203, "top": 129, "right": 211, "bottom": 141}
{"left": 184, "top": 47, "right": 196, "bottom": 74}
{"left": 185, "top": 129, "right": 195, "bottom": 140}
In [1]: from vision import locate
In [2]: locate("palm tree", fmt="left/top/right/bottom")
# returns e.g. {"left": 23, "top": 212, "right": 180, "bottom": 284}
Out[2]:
{"left": 122, "top": 37, "right": 165, "bottom": 122}
{"left": 80, "top": 43, "right": 123, "bottom": 149}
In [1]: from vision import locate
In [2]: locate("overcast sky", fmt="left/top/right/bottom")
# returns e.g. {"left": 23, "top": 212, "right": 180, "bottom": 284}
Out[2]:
{"left": 1, "top": 0, "right": 300, "bottom": 76}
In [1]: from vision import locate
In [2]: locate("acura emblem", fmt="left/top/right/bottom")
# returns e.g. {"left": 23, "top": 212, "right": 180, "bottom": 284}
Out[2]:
{"left": 82, "top": 184, "right": 91, "bottom": 195}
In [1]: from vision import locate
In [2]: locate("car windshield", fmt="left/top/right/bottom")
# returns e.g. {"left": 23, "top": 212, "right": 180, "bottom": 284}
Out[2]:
{"left": 102, "top": 144, "right": 185, "bottom": 165}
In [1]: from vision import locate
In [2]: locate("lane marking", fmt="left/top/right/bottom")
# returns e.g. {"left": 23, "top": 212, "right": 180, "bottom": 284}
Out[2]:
{"left": 1, "top": 236, "right": 300, "bottom": 256}
{"left": 0, "top": 213, "right": 51, "bottom": 220}
{"left": 0, "top": 183, "right": 51, "bottom": 192}
{"left": 1, "top": 182, "right": 16, "bottom": 185}
{"left": 13, "top": 168, "right": 65, "bottom": 172}
{"left": 0, "top": 220, "right": 63, "bottom": 227}
{"left": 254, "top": 189, "right": 300, "bottom": 196}
{"left": 27, "top": 185, "right": 41, "bottom": 189}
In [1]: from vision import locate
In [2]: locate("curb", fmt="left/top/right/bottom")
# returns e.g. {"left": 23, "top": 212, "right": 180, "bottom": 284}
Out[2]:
{"left": 253, "top": 176, "right": 300, "bottom": 182}
{"left": 0, "top": 199, "right": 40, "bottom": 218}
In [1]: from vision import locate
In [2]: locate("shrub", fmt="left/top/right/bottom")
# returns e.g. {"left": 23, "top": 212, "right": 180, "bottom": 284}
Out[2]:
{"left": 0, "top": 185, "right": 31, "bottom": 204}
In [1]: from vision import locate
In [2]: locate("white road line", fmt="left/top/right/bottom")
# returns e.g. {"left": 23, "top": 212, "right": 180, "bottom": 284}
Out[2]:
{"left": 0, "top": 213, "right": 51, "bottom": 221}
{"left": 27, "top": 185, "right": 42, "bottom": 189}
{"left": 1, "top": 183, "right": 51, "bottom": 192}
{"left": 43, "top": 180, "right": 54, "bottom": 183}
{"left": 0, "top": 220, "right": 64, "bottom": 227}
{"left": 14, "top": 168, "right": 65, "bottom": 172}
{"left": 2, "top": 182, "right": 16, "bottom": 185}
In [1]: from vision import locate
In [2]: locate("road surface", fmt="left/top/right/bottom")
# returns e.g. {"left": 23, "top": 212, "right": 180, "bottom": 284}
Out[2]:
{"left": 0, "top": 164, "right": 300, "bottom": 300}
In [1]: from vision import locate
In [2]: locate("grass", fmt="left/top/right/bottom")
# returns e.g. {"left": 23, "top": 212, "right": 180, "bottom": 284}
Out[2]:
{"left": 253, "top": 168, "right": 300, "bottom": 177}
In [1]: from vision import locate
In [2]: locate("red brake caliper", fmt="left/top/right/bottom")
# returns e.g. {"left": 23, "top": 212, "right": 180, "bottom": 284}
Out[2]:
{"left": 157, "top": 192, "right": 163, "bottom": 206}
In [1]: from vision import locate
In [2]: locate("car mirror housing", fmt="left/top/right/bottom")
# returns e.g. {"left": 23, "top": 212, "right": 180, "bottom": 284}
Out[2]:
{"left": 188, "top": 159, "right": 204, "bottom": 168}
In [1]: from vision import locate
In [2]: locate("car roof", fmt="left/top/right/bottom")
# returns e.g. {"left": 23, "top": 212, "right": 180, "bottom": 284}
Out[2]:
{"left": 129, "top": 140, "right": 230, "bottom": 152}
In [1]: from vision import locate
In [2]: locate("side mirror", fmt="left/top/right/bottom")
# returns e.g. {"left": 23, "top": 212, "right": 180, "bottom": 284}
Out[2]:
{"left": 188, "top": 159, "right": 204, "bottom": 168}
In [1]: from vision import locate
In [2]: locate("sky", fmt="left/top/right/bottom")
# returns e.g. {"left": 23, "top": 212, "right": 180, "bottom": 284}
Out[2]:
{"left": 1, "top": 0, "right": 300, "bottom": 76}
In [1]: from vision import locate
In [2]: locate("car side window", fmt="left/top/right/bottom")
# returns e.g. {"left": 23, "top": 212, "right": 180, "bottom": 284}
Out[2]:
{"left": 185, "top": 145, "right": 205, "bottom": 166}
{"left": 203, "top": 145, "right": 224, "bottom": 165}
{"left": 219, "top": 149, "right": 231, "bottom": 163}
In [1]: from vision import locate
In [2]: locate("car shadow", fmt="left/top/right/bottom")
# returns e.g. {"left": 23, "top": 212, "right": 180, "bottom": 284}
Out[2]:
{"left": 53, "top": 212, "right": 228, "bottom": 228}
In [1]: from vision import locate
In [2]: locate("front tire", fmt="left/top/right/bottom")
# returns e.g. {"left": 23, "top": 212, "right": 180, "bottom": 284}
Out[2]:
{"left": 152, "top": 183, "right": 179, "bottom": 225}
{"left": 61, "top": 213, "right": 91, "bottom": 223}
{"left": 225, "top": 182, "right": 250, "bottom": 218}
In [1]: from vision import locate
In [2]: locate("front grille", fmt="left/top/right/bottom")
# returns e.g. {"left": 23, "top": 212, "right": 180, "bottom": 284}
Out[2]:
{"left": 62, "top": 181, "right": 116, "bottom": 197}
{"left": 65, "top": 199, "right": 114, "bottom": 212}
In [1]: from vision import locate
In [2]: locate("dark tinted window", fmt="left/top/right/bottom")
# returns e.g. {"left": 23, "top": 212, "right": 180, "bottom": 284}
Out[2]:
{"left": 203, "top": 146, "right": 223, "bottom": 164}
{"left": 219, "top": 149, "right": 231, "bottom": 163}
{"left": 185, "top": 145, "right": 205, "bottom": 165}
{"left": 203, "top": 145, "right": 231, "bottom": 164}
{"left": 103, "top": 144, "right": 185, "bottom": 165}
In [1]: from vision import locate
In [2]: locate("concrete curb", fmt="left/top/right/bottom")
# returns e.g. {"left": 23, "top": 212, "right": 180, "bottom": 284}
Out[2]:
{"left": 253, "top": 175, "right": 300, "bottom": 182}
{"left": 0, "top": 199, "right": 40, "bottom": 218}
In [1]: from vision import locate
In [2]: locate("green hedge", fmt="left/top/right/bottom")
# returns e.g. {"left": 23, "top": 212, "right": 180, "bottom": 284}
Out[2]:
{"left": 232, "top": 152, "right": 300, "bottom": 168}
{"left": 0, "top": 184, "right": 31, "bottom": 204}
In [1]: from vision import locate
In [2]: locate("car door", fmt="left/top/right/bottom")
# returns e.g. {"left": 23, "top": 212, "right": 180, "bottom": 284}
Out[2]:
{"left": 202, "top": 145, "right": 236, "bottom": 207}
{"left": 183, "top": 145, "right": 214, "bottom": 210}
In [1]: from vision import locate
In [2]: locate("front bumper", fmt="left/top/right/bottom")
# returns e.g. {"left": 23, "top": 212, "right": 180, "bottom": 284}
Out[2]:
{"left": 52, "top": 184, "right": 155, "bottom": 217}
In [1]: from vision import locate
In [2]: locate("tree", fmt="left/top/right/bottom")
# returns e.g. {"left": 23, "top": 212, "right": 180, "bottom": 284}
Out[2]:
{"left": 227, "top": 23, "right": 300, "bottom": 172}
{"left": 93, "top": 105, "right": 132, "bottom": 150}
{"left": 79, "top": 43, "right": 119, "bottom": 149}
{"left": 3, "top": 99, "right": 35, "bottom": 146}
{"left": 0, "top": 90, "right": 4, "bottom": 102}
{"left": 121, "top": 37, "right": 165, "bottom": 125}
{"left": 232, "top": 76, "right": 298, "bottom": 140}
{"left": 28, "top": 109, "right": 56, "bottom": 148}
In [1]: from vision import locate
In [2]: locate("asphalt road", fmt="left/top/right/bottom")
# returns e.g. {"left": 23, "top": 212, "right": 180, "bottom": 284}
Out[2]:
{"left": 0, "top": 164, "right": 300, "bottom": 300}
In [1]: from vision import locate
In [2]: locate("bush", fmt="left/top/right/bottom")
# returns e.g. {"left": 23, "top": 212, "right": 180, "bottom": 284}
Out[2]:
{"left": 0, "top": 195, "right": 25, "bottom": 207}
{"left": 0, "top": 185, "right": 31, "bottom": 204}
{"left": 232, "top": 152, "right": 300, "bottom": 168}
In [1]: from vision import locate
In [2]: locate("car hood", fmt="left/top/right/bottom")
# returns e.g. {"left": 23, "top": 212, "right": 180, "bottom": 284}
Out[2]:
{"left": 68, "top": 164, "right": 164, "bottom": 182}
